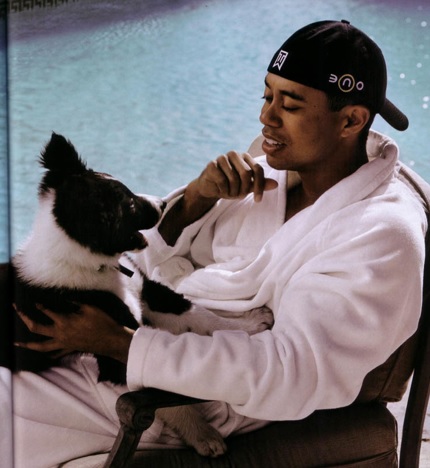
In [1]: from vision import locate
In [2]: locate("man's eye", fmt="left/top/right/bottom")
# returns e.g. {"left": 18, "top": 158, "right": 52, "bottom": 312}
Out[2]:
{"left": 261, "top": 95, "right": 273, "bottom": 103}
{"left": 282, "top": 106, "right": 299, "bottom": 112}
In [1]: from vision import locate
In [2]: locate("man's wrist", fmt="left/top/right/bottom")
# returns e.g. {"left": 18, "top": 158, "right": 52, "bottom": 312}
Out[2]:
{"left": 110, "top": 327, "right": 134, "bottom": 364}
{"left": 182, "top": 179, "right": 219, "bottom": 214}
{"left": 159, "top": 181, "right": 218, "bottom": 246}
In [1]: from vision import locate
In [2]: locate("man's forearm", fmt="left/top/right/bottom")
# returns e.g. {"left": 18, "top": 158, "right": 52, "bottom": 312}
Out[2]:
{"left": 158, "top": 180, "right": 218, "bottom": 246}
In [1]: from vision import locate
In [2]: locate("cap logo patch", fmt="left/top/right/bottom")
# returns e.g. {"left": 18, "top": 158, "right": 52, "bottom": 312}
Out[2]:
{"left": 273, "top": 50, "right": 288, "bottom": 70}
{"left": 329, "top": 73, "right": 364, "bottom": 93}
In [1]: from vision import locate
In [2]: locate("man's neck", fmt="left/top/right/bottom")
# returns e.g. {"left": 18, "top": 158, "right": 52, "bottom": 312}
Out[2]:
{"left": 285, "top": 147, "right": 368, "bottom": 222}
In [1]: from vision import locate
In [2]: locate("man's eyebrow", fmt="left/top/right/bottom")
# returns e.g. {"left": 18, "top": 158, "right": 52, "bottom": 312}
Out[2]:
{"left": 264, "top": 78, "right": 306, "bottom": 102}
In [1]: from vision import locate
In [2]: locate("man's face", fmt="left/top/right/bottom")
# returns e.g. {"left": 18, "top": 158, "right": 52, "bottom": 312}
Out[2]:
{"left": 260, "top": 73, "right": 345, "bottom": 174}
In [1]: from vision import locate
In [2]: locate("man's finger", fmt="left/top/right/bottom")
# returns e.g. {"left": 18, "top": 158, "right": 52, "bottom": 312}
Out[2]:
{"left": 215, "top": 154, "right": 243, "bottom": 198}
{"left": 245, "top": 158, "right": 265, "bottom": 202}
{"left": 35, "top": 303, "right": 62, "bottom": 321}
{"left": 14, "top": 305, "right": 54, "bottom": 337}
{"left": 264, "top": 178, "right": 278, "bottom": 191}
{"left": 14, "top": 338, "right": 62, "bottom": 353}
{"left": 241, "top": 154, "right": 278, "bottom": 202}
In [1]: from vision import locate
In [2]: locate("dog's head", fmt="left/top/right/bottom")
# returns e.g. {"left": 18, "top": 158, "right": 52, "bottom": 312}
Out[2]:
{"left": 38, "top": 133, "right": 165, "bottom": 256}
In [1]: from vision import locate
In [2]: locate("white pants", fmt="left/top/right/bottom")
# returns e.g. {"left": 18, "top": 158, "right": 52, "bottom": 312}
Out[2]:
{"left": 11, "top": 356, "right": 268, "bottom": 468}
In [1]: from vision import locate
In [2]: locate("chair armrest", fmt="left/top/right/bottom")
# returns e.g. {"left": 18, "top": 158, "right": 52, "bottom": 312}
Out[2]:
{"left": 104, "top": 389, "right": 206, "bottom": 468}
{"left": 116, "top": 388, "right": 206, "bottom": 431}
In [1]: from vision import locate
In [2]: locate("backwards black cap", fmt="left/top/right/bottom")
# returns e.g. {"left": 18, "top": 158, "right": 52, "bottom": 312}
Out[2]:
{"left": 267, "top": 20, "right": 408, "bottom": 131}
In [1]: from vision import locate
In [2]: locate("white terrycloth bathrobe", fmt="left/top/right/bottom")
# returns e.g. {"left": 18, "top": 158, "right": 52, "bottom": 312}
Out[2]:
{"left": 128, "top": 130, "right": 427, "bottom": 420}
{"left": 11, "top": 131, "right": 427, "bottom": 467}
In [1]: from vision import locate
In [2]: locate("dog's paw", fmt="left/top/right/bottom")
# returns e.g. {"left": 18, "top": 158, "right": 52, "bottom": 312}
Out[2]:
{"left": 189, "top": 425, "right": 227, "bottom": 458}
{"left": 241, "top": 306, "right": 274, "bottom": 335}
{"left": 157, "top": 406, "right": 227, "bottom": 458}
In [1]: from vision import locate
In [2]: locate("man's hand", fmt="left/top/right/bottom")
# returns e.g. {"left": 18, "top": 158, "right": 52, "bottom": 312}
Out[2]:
{"left": 189, "top": 151, "right": 278, "bottom": 203}
{"left": 159, "top": 151, "right": 278, "bottom": 245}
{"left": 14, "top": 304, "right": 134, "bottom": 364}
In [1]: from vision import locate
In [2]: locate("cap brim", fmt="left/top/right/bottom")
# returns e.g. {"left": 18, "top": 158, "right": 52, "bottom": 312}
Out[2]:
{"left": 379, "top": 98, "right": 409, "bottom": 131}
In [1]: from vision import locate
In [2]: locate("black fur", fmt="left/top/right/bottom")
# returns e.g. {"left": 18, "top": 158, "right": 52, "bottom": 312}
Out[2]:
{"left": 13, "top": 272, "right": 139, "bottom": 383}
{"left": 142, "top": 278, "right": 192, "bottom": 315}
{"left": 124, "top": 253, "right": 192, "bottom": 315}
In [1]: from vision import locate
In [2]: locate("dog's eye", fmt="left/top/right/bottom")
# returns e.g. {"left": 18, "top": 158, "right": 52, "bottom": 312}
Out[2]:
{"left": 129, "top": 201, "right": 136, "bottom": 213}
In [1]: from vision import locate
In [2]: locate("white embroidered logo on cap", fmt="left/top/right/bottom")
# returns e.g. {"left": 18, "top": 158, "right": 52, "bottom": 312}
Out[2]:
{"left": 329, "top": 73, "right": 364, "bottom": 92}
{"left": 273, "top": 50, "right": 288, "bottom": 70}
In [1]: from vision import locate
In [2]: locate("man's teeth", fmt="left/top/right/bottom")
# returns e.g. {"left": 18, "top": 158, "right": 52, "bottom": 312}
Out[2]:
{"left": 266, "top": 138, "right": 282, "bottom": 146}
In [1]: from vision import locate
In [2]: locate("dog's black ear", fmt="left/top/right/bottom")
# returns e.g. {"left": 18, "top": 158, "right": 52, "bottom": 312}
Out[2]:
{"left": 39, "top": 133, "right": 87, "bottom": 174}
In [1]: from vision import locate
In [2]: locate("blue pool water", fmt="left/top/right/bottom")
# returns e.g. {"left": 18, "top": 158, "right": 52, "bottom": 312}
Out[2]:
{"left": 2, "top": 0, "right": 430, "bottom": 260}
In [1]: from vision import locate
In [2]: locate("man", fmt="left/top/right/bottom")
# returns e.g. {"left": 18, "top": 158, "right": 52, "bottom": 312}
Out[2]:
{"left": 14, "top": 20, "right": 427, "bottom": 466}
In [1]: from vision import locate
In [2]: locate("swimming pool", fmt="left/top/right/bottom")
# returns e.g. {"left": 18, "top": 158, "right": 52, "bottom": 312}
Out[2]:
{"left": 2, "top": 0, "right": 430, "bottom": 260}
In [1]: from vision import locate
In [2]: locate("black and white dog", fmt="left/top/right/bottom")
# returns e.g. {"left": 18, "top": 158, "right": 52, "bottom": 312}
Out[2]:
{"left": 12, "top": 133, "right": 166, "bottom": 383}
{"left": 12, "top": 133, "right": 273, "bottom": 457}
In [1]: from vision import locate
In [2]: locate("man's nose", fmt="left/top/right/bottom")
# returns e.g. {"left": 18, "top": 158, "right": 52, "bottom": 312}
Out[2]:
{"left": 260, "top": 104, "right": 282, "bottom": 127}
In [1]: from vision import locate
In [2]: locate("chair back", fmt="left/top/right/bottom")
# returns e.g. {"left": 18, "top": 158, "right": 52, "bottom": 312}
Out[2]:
{"left": 356, "top": 165, "right": 430, "bottom": 405}
{"left": 396, "top": 165, "right": 430, "bottom": 467}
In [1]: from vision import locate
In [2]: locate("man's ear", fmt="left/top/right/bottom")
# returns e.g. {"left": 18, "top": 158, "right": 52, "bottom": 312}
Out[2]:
{"left": 340, "top": 105, "right": 371, "bottom": 137}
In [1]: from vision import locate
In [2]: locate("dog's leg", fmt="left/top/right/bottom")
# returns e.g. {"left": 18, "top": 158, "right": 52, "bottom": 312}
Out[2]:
{"left": 140, "top": 277, "right": 274, "bottom": 336}
{"left": 156, "top": 406, "right": 227, "bottom": 458}
{"left": 144, "top": 304, "right": 274, "bottom": 336}
{"left": 209, "top": 306, "right": 274, "bottom": 334}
